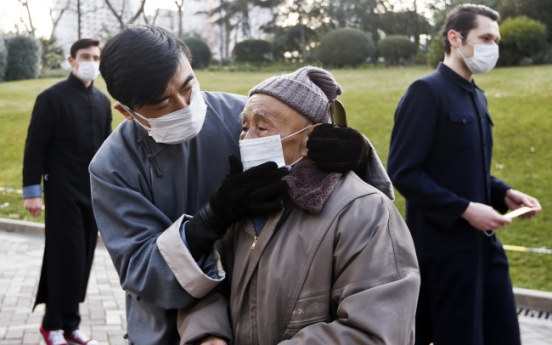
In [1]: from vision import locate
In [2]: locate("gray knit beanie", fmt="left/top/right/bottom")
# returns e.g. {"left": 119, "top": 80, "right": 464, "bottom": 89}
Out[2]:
{"left": 248, "top": 66, "right": 342, "bottom": 124}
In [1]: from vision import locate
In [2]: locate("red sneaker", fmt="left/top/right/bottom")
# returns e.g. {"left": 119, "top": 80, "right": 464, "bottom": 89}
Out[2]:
{"left": 40, "top": 326, "right": 68, "bottom": 345}
{"left": 64, "top": 329, "right": 99, "bottom": 345}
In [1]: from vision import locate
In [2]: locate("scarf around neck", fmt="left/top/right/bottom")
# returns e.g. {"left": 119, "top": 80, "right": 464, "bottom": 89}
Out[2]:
{"left": 282, "top": 158, "right": 342, "bottom": 214}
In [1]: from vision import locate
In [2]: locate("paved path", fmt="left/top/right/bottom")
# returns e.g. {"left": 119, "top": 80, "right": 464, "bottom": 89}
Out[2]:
{"left": 1, "top": 229, "right": 551, "bottom": 345}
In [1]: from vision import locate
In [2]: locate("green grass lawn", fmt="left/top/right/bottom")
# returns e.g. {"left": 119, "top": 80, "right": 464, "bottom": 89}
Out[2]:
{"left": 1, "top": 66, "right": 551, "bottom": 290}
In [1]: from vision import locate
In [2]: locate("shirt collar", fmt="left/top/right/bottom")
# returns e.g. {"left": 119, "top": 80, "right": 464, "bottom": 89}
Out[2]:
{"left": 68, "top": 72, "right": 94, "bottom": 92}
{"left": 437, "top": 62, "right": 481, "bottom": 93}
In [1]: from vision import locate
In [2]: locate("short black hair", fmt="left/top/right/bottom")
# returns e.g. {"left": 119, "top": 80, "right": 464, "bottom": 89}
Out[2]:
{"left": 443, "top": 4, "right": 500, "bottom": 55}
{"left": 100, "top": 25, "right": 192, "bottom": 110}
{"left": 70, "top": 38, "right": 100, "bottom": 58}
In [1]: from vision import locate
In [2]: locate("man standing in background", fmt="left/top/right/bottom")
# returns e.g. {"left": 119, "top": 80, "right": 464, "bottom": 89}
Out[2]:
{"left": 22, "top": 38, "right": 112, "bottom": 345}
{"left": 388, "top": 4, "right": 541, "bottom": 345}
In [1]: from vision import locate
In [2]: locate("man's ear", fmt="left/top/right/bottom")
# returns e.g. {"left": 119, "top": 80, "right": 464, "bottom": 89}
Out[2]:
{"left": 447, "top": 30, "right": 460, "bottom": 50}
{"left": 114, "top": 102, "right": 135, "bottom": 121}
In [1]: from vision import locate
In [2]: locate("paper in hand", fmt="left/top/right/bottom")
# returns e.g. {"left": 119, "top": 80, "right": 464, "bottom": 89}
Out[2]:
{"left": 504, "top": 206, "right": 537, "bottom": 219}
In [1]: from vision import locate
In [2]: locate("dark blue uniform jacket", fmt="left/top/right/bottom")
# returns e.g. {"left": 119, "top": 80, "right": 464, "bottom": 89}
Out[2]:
{"left": 388, "top": 63, "right": 510, "bottom": 253}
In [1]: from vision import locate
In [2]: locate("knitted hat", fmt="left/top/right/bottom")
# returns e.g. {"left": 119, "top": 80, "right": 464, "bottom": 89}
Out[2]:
{"left": 248, "top": 66, "right": 342, "bottom": 124}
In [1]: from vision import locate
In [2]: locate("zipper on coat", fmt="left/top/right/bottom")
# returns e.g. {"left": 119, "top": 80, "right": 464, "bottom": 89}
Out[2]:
{"left": 251, "top": 236, "right": 258, "bottom": 249}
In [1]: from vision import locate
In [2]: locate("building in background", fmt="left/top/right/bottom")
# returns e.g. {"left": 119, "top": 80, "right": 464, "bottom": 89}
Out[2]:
{"left": 51, "top": 0, "right": 272, "bottom": 62}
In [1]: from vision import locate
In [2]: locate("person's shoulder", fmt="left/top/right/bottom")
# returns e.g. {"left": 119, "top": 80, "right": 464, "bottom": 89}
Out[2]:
{"left": 90, "top": 121, "right": 137, "bottom": 174}
{"left": 203, "top": 91, "right": 247, "bottom": 110}
{"left": 38, "top": 78, "right": 70, "bottom": 98}
{"left": 202, "top": 91, "right": 247, "bottom": 124}
{"left": 329, "top": 172, "right": 392, "bottom": 212}
{"left": 91, "top": 85, "right": 110, "bottom": 102}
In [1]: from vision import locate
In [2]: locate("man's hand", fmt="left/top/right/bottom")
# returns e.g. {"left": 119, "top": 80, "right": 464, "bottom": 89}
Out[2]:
{"left": 307, "top": 124, "right": 368, "bottom": 173}
{"left": 199, "top": 336, "right": 227, "bottom": 345}
{"left": 24, "top": 197, "right": 42, "bottom": 217}
{"left": 208, "top": 154, "right": 289, "bottom": 229}
{"left": 461, "top": 202, "right": 511, "bottom": 231}
{"left": 186, "top": 155, "right": 289, "bottom": 260}
{"left": 504, "top": 189, "right": 542, "bottom": 219}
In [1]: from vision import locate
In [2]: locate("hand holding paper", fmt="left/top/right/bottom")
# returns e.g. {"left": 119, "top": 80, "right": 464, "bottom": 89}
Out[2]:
{"left": 504, "top": 189, "right": 542, "bottom": 219}
{"left": 504, "top": 206, "right": 538, "bottom": 219}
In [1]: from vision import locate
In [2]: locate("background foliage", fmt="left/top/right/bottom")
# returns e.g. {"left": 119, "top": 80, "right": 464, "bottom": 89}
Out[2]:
{"left": 0, "top": 39, "right": 7, "bottom": 82}
{"left": 233, "top": 39, "right": 273, "bottom": 63}
{"left": 498, "top": 16, "right": 548, "bottom": 66}
{"left": 182, "top": 37, "right": 212, "bottom": 69}
{"left": 316, "top": 28, "right": 376, "bottom": 67}
{"left": 378, "top": 35, "right": 418, "bottom": 65}
{"left": 4, "top": 35, "right": 41, "bottom": 81}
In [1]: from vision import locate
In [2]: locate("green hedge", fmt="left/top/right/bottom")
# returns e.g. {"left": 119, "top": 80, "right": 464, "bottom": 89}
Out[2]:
{"left": 5, "top": 35, "right": 41, "bottom": 81}
{"left": 499, "top": 16, "right": 548, "bottom": 66}
{"left": 182, "top": 37, "right": 212, "bottom": 69}
{"left": 233, "top": 39, "right": 273, "bottom": 63}
{"left": 378, "top": 35, "right": 418, "bottom": 65}
{"left": 316, "top": 28, "right": 376, "bottom": 67}
{"left": 0, "top": 39, "right": 7, "bottom": 82}
{"left": 427, "top": 35, "right": 445, "bottom": 68}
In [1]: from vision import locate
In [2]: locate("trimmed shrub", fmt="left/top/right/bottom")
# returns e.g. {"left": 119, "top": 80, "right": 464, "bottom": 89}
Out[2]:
{"left": 182, "top": 37, "right": 212, "bottom": 69}
{"left": 0, "top": 39, "right": 7, "bottom": 82}
{"left": 233, "top": 39, "right": 273, "bottom": 63}
{"left": 5, "top": 35, "right": 41, "bottom": 81}
{"left": 427, "top": 35, "right": 445, "bottom": 68}
{"left": 40, "top": 37, "right": 65, "bottom": 70}
{"left": 316, "top": 28, "right": 376, "bottom": 67}
{"left": 499, "top": 16, "right": 548, "bottom": 66}
{"left": 378, "top": 35, "right": 418, "bottom": 65}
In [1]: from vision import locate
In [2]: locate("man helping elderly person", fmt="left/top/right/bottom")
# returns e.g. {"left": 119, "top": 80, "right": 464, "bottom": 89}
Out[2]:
{"left": 90, "top": 26, "right": 394, "bottom": 344}
{"left": 179, "top": 67, "right": 421, "bottom": 345}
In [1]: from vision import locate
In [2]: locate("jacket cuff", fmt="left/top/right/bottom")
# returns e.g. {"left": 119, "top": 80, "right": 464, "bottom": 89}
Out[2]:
{"left": 157, "top": 215, "right": 225, "bottom": 298}
{"left": 425, "top": 197, "right": 471, "bottom": 230}
{"left": 22, "top": 184, "right": 42, "bottom": 199}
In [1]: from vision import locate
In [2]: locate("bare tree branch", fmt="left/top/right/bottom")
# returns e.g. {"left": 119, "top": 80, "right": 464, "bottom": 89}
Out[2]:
{"left": 175, "top": 0, "right": 185, "bottom": 37}
{"left": 105, "top": 0, "right": 147, "bottom": 29}
{"left": 18, "top": 0, "right": 36, "bottom": 36}
{"left": 50, "top": 0, "right": 71, "bottom": 38}
{"left": 152, "top": 8, "right": 160, "bottom": 25}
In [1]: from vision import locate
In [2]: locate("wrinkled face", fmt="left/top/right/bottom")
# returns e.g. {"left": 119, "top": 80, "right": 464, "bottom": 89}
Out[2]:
{"left": 240, "top": 94, "right": 314, "bottom": 165}
{"left": 114, "top": 54, "right": 198, "bottom": 127}
{"left": 454, "top": 14, "right": 500, "bottom": 60}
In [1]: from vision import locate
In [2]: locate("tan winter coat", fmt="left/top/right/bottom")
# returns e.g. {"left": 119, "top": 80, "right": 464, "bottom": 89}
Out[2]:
{"left": 179, "top": 172, "right": 420, "bottom": 345}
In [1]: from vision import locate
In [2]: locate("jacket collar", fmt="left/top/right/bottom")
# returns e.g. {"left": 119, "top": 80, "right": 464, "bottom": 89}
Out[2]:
{"left": 67, "top": 72, "right": 94, "bottom": 93}
{"left": 437, "top": 62, "right": 482, "bottom": 93}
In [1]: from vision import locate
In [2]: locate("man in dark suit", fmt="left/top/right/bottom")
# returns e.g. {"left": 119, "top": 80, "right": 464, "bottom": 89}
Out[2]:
{"left": 388, "top": 4, "right": 541, "bottom": 345}
{"left": 23, "top": 38, "right": 112, "bottom": 345}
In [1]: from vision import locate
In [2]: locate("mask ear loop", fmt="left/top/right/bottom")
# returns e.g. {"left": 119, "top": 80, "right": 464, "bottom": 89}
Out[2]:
{"left": 281, "top": 125, "right": 313, "bottom": 141}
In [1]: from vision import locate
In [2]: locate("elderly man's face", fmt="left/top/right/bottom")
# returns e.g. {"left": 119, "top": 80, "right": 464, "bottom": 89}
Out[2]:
{"left": 241, "top": 94, "right": 313, "bottom": 165}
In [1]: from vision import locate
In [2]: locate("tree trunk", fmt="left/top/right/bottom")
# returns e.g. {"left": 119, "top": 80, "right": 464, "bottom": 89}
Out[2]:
{"left": 77, "top": 0, "right": 81, "bottom": 39}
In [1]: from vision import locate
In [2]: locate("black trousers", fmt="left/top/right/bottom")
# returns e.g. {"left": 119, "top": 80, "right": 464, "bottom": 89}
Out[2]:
{"left": 415, "top": 233, "right": 521, "bottom": 345}
{"left": 37, "top": 192, "right": 98, "bottom": 333}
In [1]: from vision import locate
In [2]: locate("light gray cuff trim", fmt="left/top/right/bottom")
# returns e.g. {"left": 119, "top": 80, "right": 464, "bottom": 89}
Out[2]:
{"left": 22, "top": 184, "right": 42, "bottom": 199}
{"left": 157, "top": 214, "right": 226, "bottom": 298}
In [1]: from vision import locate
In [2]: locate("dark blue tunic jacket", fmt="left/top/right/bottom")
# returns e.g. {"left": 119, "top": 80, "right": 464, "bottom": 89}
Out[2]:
{"left": 388, "top": 63, "right": 510, "bottom": 253}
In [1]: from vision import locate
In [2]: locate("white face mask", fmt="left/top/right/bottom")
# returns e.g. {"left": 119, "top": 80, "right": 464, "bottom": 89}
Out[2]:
{"left": 122, "top": 84, "right": 207, "bottom": 144}
{"left": 458, "top": 35, "right": 499, "bottom": 74}
{"left": 239, "top": 125, "right": 312, "bottom": 170}
{"left": 75, "top": 61, "right": 100, "bottom": 82}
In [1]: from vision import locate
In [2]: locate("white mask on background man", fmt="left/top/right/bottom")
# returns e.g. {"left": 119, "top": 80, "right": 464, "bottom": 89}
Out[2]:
{"left": 458, "top": 35, "right": 499, "bottom": 74}
{"left": 75, "top": 61, "right": 100, "bottom": 82}
{"left": 239, "top": 125, "right": 313, "bottom": 170}
{"left": 122, "top": 84, "right": 207, "bottom": 144}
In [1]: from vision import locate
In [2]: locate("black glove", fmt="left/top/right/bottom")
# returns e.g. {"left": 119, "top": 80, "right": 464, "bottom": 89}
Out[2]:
{"left": 186, "top": 155, "right": 288, "bottom": 260}
{"left": 307, "top": 124, "right": 368, "bottom": 173}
